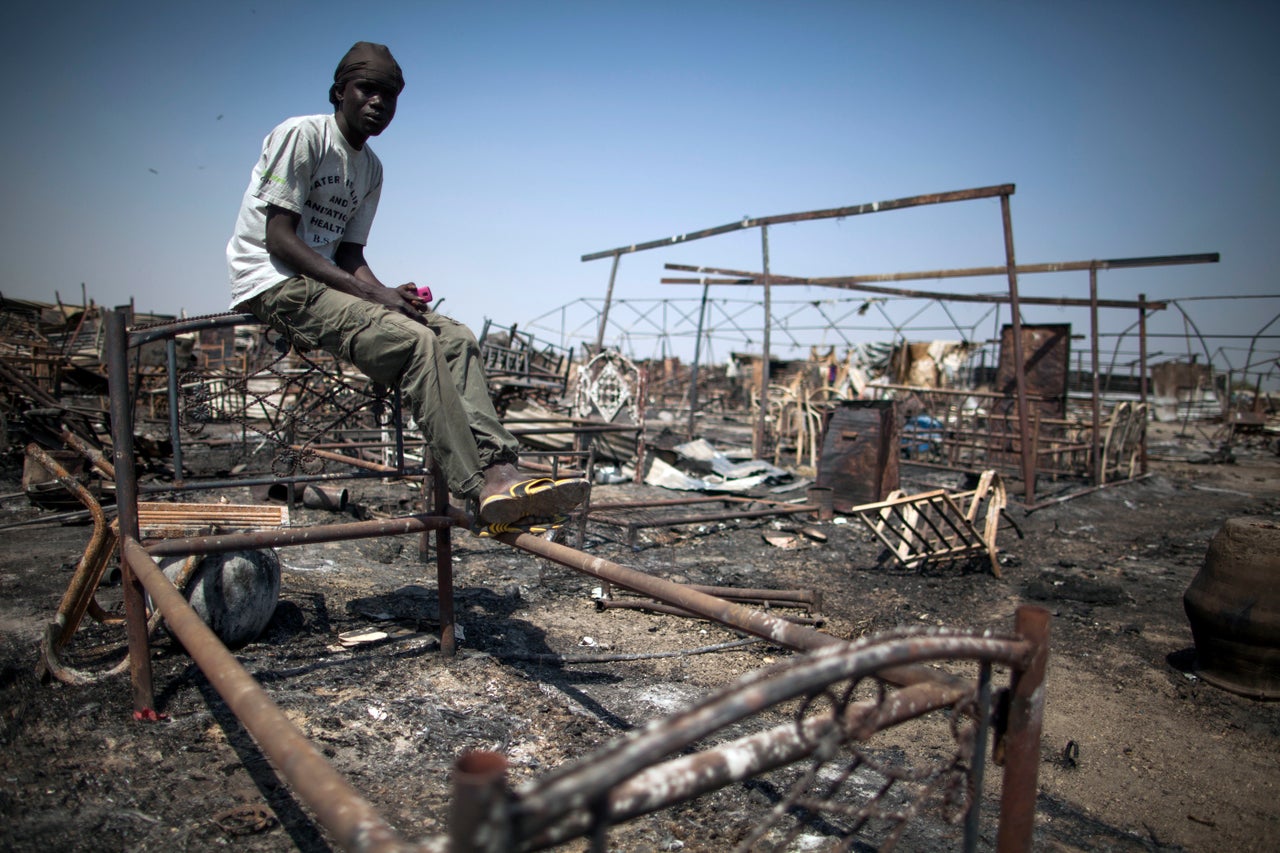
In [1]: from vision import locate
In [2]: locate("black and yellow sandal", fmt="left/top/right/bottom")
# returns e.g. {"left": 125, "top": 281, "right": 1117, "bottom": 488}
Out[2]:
{"left": 479, "top": 477, "right": 590, "bottom": 525}
{"left": 474, "top": 514, "right": 569, "bottom": 538}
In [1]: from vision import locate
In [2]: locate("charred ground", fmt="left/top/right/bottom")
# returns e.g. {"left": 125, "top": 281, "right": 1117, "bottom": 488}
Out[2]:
{"left": 1, "top": 422, "right": 1278, "bottom": 852}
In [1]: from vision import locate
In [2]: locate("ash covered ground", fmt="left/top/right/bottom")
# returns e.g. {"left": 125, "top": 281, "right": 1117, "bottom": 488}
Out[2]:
{"left": 1, "top": 422, "right": 1278, "bottom": 852}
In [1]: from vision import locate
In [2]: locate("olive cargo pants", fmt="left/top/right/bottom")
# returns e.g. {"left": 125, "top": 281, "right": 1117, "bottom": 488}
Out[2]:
{"left": 242, "top": 276, "right": 520, "bottom": 499}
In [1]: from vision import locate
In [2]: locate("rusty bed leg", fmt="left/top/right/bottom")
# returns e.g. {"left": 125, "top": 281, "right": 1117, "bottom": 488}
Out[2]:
{"left": 121, "top": 538, "right": 410, "bottom": 851}
{"left": 432, "top": 460, "right": 456, "bottom": 657}
{"left": 450, "top": 751, "right": 511, "bottom": 853}
{"left": 996, "top": 604, "right": 1051, "bottom": 852}
{"left": 104, "top": 309, "right": 156, "bottom": 717}
{"left": 28, "top": 444, "right": 122, "bottom": 682}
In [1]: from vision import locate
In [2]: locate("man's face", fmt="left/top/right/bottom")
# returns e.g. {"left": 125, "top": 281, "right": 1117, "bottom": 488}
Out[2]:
{"left": 336, "top": 78, "right": 398, "bottom": 140}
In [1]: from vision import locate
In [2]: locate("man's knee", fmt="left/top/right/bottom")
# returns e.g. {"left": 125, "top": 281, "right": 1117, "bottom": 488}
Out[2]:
{"left": 431, "top": 315, "right": 480, "bottom": 357}
{"left": 347, "top": 312, "right": 438, "bottom": 383}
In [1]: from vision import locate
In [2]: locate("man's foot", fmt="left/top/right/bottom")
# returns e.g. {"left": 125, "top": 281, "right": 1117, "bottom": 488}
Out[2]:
{"left": 478, "top": 476, "right": 589, "bottom": 525}
{"left": 473, "top": 513, "right": 568, "bottom": 538}
{"left": 478, "top": 463, "right": 524, "bottom": 501}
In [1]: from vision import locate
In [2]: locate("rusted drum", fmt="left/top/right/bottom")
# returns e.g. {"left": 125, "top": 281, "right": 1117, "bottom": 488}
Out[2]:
{"left": 302, "top": 484, "right": 348, "bottom": 511}
{"left": 159, "top": 550, "right": 281, "bottom": 649}
{"left": 1183, "top": 518, "right": 1280, "bottom": 699}
{"left": 807, "top": 486, "right": 835, "bottom": 521}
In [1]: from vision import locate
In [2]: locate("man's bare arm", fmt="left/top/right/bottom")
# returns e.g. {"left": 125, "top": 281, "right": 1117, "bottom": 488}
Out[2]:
{"left": 264, "top": 205, "right": 426, "bottom": 317}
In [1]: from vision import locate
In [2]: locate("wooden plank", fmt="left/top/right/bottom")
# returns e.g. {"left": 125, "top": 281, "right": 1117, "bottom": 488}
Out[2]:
{"left": 137, "top": 502, "right": 288, "bottom": 537}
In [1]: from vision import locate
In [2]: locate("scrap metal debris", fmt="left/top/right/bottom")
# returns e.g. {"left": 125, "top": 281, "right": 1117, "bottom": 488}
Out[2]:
{"left": 848, "top": 470, "right": 1012, "bottom": 576}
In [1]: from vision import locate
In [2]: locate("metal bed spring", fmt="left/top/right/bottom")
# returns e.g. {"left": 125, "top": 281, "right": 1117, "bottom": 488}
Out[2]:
{"left": 450, "top": 611, "right": 1048, "bottom": 852}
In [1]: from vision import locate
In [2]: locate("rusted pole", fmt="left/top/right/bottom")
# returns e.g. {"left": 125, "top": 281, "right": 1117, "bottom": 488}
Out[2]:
{"left": 120, "top": 539, "right": 410, "bottom": 853}
{"left": 664, "top": 252, "right": 1216, "bottom": 295}
{"left": 996, "top": 605, "right": 1051, "bottom": 853}
{"left": 597, "top": 599, "right": 824, "bottom": 626}
{"left": 165, "top": 337, "right": 185, "bottom": 483}
{"left": 1139, "top": 293, "right": 1149, "bottom": 475}
{"left": 1089, "top": 265, "right": 1102, "bottom": 485}
{"left": 504, "top": 529, "right": 842, "bottom": 651}
{"left": 127, "top": 312, "right": 255, "bottom": 346}
{"left": 678, "top": 584, "right": 819, "bottom": 605}
{"left": 391, "top": 391, "right": 406, "bottom": 476}
{"left": 527, "top": 679, "right": 974, "bottom": 848}
{"left": 963, "top": 660, "right": 994, "bottom": 851}
{"left": 754, "top": 224, "right": 772, "bottom": 459}
{"left": 1022, "top": 473, "right": 1152, "bottom": 513}
{"left": 490, "top": 528, "right": 970, "bottom": 696}
{"left": 26, "top": 445, "right": 115, "bottom": 676}
{"left": 687, "top": 282, "right": 710, "bottom": 439}
{"left": 517, "top": 630, "right": 1033, "bottom": 844}
{"left": 594, "top": 253, "right": 621, "bottom": 354}
{"left": 662, "top": 276, "right": 1165, "bottom": 309}
{"left": 449, "top": 751, "right": 512, "bottom": 853}
{"left": 291, "top": 445, "right": 400, "bottom": 473}
{"left": 998, "top": 193, "right": 1036, "bottom": 504}
{"left": 581, "top": 185, "right": 1016, "bottom": 261}
{"left": 589, "top": 495, "right": 778, "bottom": 509}
{"left": 610, "top": 503, "right": 818, "bottom": 537}
{"left": 104, "top": 309, "right": 155, "bottom": 716}
{"left": 432, "top": 465, "right": 456, "bottom": 657}
{"left": 145, "top": 511, "right": 456, "bottom": 559}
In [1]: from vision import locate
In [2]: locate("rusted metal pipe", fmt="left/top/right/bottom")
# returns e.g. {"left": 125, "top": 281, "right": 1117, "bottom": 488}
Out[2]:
{"left": 145, "top": 512, "right": 455, "bottom": 559}
{"left": 617, "top": 504, "right": 818, "bottom": 531}
{"left": 663, "top": 273, "right": 1172, "bottom": 310}
{"left": 755, "top": 222, "right": 772, "bottom": 459}
{"left": 1089, "top": 265, "right": 1103, "bottom": 486}
{"left": 104, "top": 309, "right": 155, "bottom": 714}
{"left": 1138, "top": 293, "right": 1150, "bottom": 475}
{"left": 687, "top": 282, "right": 710, "bottom": 439}
{"left": 666, "top": 254, "right": 1210, "bottom": 278}
{"left": 42, "top": 554, "right": 206, "bottom": 685}
{"left": 502, "top": 530, "right": 843, "bottom": 652}
{"left": 601, "top": 583, "right": 820, "bottom": 619}
{"left": 166, "top": 338, "right": 185, "bottom": 483}
{"left": 995, "top": 605, "right": 1051, "bottom": 853}
{"left": 581, "top": 185, "right": 1016, "bottom": 262}
{"left": 140, "top": 468, "right": 410, "bottom": 497}
{"left": 120, "top": 537, "right": 412, "bottom": 853}
{"left": 528, "top": 677, "right": 972, "bottom": 848}
{"left": 27, "top": 444, "right": 118, "bottom": 681}
{"left": 125, "top": 311, "right": 256, "bottom": 346}
{"left": 431, "top": 465, "right": 456, "bottom": 657}
{"left": 488, "top": 528, "right": 969, "bottom": 695}
{"left": 515, "top": 628, "right": 1032, "bottom": 840}
{"left": 594, "top": 252, "right": 621, "bottom": 352}
{"left": 590, "top": 495, "right": 803, "bottom": 510}
{"left": 1023, "top": 473, "right": 1153, "bottom": 513}
{"left": 507, "top": 423, "right": 639, "bottom": 437}
{"left": 680, "top": 584, "right": 819, "bottom": 605}
{"left": 60, "top": 427, "right": 115, "bottom": 479}
{"left": 302, "top": 485, "right": 349, "bottom": 511}
{"left": 292, "top": 444, "right": 401, "bottom": 474}
{"left": 999, "top": 193, "right": 1035, "bottom": 505}
{"left": 964, "top": 660, "right": 995, "bottom": 851}
{"left": 663, "top": 253, "right": 1218, "bottom": 306}
{"left": 449, "top": 751, "right": 512, "bottom": 853}
{"left": 597, "top": 598, "right": 824, "bottom": 626}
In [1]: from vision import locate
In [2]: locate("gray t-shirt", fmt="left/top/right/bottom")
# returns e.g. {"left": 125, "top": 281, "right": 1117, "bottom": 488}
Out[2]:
{"left": 226, "top": 114, "right": 384, "bottom": 308}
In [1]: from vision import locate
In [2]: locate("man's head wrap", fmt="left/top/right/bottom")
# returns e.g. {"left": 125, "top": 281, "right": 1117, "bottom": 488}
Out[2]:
{"left": 329, "top": 41, "right": 405, "bottom": 105}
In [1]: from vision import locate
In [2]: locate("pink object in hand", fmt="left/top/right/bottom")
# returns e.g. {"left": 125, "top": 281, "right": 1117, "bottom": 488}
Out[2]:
{"left": 416, "top": 285, "right": 433, "bottom": 303}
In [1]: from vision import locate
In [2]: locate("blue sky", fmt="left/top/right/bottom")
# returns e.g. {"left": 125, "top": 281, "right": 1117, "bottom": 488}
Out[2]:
{"left": 3, "top": 1, "right": 1276, "bottom": 376}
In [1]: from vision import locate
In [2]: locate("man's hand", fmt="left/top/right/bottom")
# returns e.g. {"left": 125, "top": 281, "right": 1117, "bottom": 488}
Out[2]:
{"left": 262, "top": 209, "right": 430, "bottom": 324}
{"left": 363, "top": 283, "right": 427, "bottom": 323}
{"left": 395, "top": 283, "right": 430, "bottom": 313}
